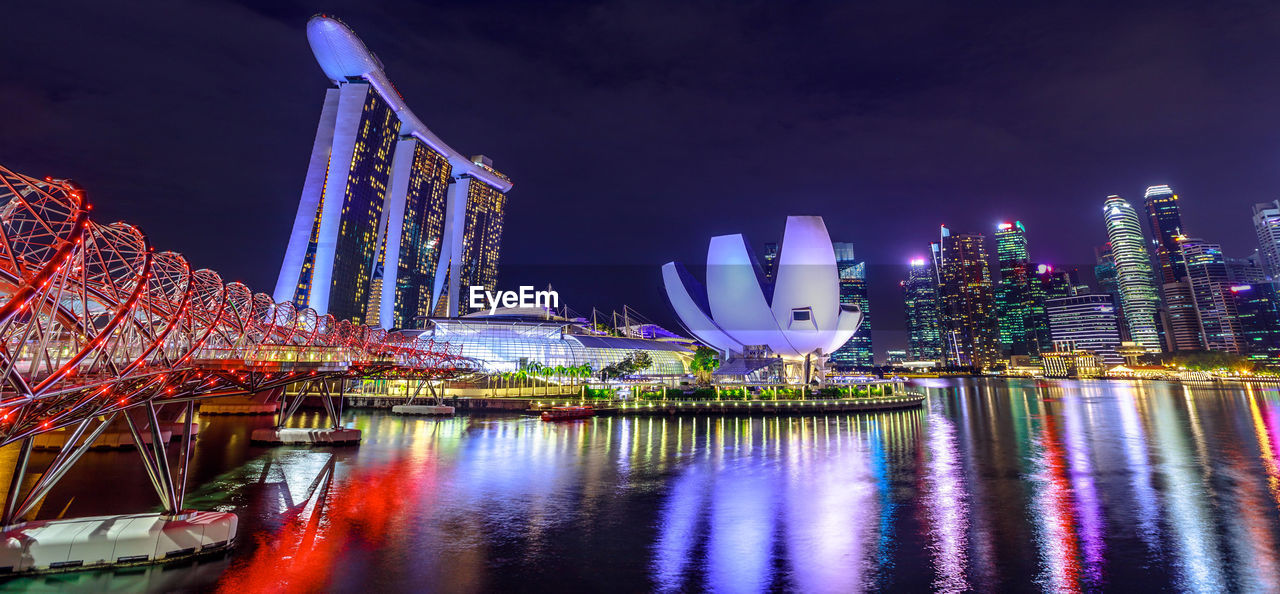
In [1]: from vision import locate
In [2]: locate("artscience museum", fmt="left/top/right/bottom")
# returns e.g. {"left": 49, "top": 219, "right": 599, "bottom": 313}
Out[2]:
{"left": 662, "top": 216, "right": 863, "bottom": 383}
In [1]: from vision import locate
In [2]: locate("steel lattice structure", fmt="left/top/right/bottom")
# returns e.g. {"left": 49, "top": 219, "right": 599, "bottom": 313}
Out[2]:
{"left": 0, "top": 163, "right": 471, "bottom": 447}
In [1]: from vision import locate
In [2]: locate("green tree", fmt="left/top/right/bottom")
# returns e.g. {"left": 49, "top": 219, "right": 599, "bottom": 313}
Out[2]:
{"left": 1171, "top": 350, "right": 1252, "bottom": 372}
{"left": 689, "top": 346, "right": 720, "bottom": 385}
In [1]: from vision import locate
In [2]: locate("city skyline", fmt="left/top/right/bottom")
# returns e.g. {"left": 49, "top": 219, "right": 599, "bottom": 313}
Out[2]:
{"left": 5, "top": 2, "right": 1280, "bottom": 359}
{"left": 10, "top": 4, "right": 1280, "bottom": 590}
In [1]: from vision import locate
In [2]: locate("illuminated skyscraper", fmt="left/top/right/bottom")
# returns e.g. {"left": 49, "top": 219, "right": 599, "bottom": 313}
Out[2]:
{"left": 435, "top": 156, "right": 512, "bottom": 317}
{"left": 902, "top": 258, "right": 944, "bottom": 364}
{"left": 1180, "top": 238, "right": 1243, "bottom": 352}
{"left": 762, "top": 242, "right": 779, "bottom": 283}
{"left": 1161, "top": 280, "right": 1203, "bottom": 351}
{"left": 1226, "top": 252, "right": 1267, "bottom": 285}
{"left": 1037, "top": 265, "right": 1076, "bottom": 301}
{"left": 829, "top": 243, "right": 873, "bottom": 369}
{"left": 275, "top": 16, "right": 512, "bottom": 327}
{"left": 1102, "top": 196, "right": 1162, "bottom": 351}
{"left": 934, "top": 227, "right": 1000, "bottom": 368}
{"left": 1094, "top": 243, "right": 1126, "bottom": 336}
{"left": 1232, "top": 283, "right": 1280, "bottom": 370}
{"left": 1252, "top": 201, "right": 1280, "bottom": 279}
{"left": 1143, "top": 185, "right": 1186, "bottom": 284}
{"left": 993, "top": 221, "right": 1048, "bottom": 359}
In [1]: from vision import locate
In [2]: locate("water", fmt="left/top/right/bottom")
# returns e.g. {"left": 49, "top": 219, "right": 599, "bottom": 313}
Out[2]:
{"left": 4, "top": 378, "right": 1280, "bottom": 592}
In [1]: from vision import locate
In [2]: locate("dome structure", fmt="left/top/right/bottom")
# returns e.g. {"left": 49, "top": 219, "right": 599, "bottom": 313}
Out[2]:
{"left": 662, "top": 216, "right": 862, "bottom": 366}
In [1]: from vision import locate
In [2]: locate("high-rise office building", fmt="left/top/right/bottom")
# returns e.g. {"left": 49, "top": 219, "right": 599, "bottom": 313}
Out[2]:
{"left": 1094, "top": 243, "right": 1126, "bottom": 335}
{"left": 902, "top": 258, "right": 944, "bottom": 364}
{"left": 762, "top": 242, "right": 779, "bottom": 283}
{"left": 1161, "top": 280, "right": 1203, "bottom": 351}
{"left": 1232, "top": 283, "right": 1280, "bottom": 370}
{"left": 1045, "top": 294, "right": 1123, "bottom": 365}
{"left": 275, "top": 16, "right": 513, "bottom": 327}
{"left": 829, "top": 242, "right": 873, "bottom": 369}
{"left": 994, "top": 222, "right": 1049, "bottom": 359}
{"left": 1143, "top": 185, "right": 1187, "bottom": 284}
{"left": 1226, "top": 252, "right": 1268, "bottom": 286}
{"left": 1037, "top": 265, "right": 1076, "bottom": 300}
{"left": 1180, "top": 238, "right": 1243, "bottom": 353}
{"left": 1102, "top": 196, "right": 1162, "bottom": 351}
{"left": 1253, "top": 201, "right": 1280, "bottom": 279}
{"left": 933, "top": 227, "right": 1000, "bottom": 368}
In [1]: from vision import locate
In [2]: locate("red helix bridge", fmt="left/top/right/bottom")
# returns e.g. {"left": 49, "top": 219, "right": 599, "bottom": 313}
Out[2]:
{"left": 0, "top": 163, "right": 473, "bottom": 528}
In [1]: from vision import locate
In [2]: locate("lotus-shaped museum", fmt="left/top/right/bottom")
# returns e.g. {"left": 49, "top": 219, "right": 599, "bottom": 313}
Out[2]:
{"left": 661, "top": 216, "right": 862, "bottom": 368}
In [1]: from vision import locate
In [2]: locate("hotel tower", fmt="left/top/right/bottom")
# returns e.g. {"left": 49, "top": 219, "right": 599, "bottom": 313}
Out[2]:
{"left": 275, "top": 16, "right": 513, "bottom": 328}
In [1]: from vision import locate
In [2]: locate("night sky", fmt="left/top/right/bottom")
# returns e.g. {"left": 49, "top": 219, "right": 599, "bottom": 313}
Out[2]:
{"left": 5, "top": 0, "right": 1280, "bottom": 358}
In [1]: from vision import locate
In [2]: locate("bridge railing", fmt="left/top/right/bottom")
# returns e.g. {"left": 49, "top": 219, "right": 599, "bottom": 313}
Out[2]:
{"left": 0, "top": 163, "right": 467, "bottom": 444}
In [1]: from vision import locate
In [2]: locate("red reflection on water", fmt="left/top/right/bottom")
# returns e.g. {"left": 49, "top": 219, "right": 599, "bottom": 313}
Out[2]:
{"left": 1034, "top": 413, "right": 1082, "bottom": 593}
{"left": 215, "top": 455, "right": 432, "bottom": 593}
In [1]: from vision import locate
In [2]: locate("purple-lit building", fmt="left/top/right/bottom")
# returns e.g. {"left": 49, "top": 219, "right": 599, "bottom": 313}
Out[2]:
{"left": 662, "top": 216, "right": 863, "bottom": 382}
{"left": 274, "top": 15, "right": 513, "bottom": 328}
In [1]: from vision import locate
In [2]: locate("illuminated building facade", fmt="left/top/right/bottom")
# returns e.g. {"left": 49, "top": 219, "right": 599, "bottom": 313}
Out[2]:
{"left": 275, "top": 16, "right": 513, "bottom": 328}
{"left": 1037, "top": 265, "right": 1076, "bottom": 301}
{"left": 1093, "top": 243, "right": 1125, "bottom": 334}
{"left": 902, "top": 258, "right": 944, "bottom": 364}
{"left": 1102, "top": 195, "right": 1163, "bottom": 351}
{"left": 994, "top": 222, "right": 1049, "bottom": 359}
{"left": 762, "top": 242, "right": 779, "bottom": 283}
{"left": 1144, "top": 185, "right": 1187, "bottom": 284}
{"left": 382, "top": 141, "right": 452, "bottom": 328}
{"left": 1040, "top": 343, "right": 1104, "bottom": 378}
{"left": 1252, "top": 201, "right": 1280, "bottom": 279}
{"left": 830, "top": 243, "right": 873, "bottom": 369}
{"left": 435, "top": 159, "right": 511, "bottom": 316}
{"left": 933, "top": 227, "right": 1000, "bottom": 368}
{"left": 1180, "top": 238, "right": 1243, "bottom": 352}
{"left": 412, "top": 312, "right": 690, "bottom": 377}
{"left": 1232, "top": 283, "right": 1280, "bottom": 370}
{"left": 1045, "top": 294, "right": 1122, "bottom": 365}
{"left": 1161, "top": 280, "right": 1204, "bottom": 351}
{"left": 1226, "top": 252, "right": 1267, "bottom": 285}
{"left": 662, "top": 216, "right": 863, "bottom": 382}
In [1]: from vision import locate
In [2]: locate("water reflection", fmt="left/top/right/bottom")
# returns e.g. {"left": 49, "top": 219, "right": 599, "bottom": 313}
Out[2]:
{"left": 8, "top": 380, "right": 1280, "bottom": 592}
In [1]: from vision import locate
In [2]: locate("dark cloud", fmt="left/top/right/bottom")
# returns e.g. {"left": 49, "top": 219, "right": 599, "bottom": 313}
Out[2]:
{"left": 4, "top": 0, "right": 1280, "bottom": 356}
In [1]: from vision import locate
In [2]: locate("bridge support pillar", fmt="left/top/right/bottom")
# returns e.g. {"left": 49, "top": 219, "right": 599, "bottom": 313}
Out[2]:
{"left": 253, "top": 379, "right": 360, "bottom": 446}
{"left": 0, "top": 403, "right": 237, "bottom": 574}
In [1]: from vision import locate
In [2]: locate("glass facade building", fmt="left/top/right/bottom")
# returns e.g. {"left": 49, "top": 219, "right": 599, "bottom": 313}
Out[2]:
{"left": 414, "top": 316, "right": 690, "bottom": 377}
{"left": 829, "top": 242, "right": 873, "bottom": 369}
{"left": 387, "top": 141, "right": 453, "bottom": 328}
{"left": 1161, "top": 279, "right": 1204, "bottom": 351}
{"left": 1226, "top": 253, "right": 1268, "bottom": 286}
{"left": 1180, "top": 238, "right": 1243, "bottom": 353}
{"left": 276, "top": 16, "right": 514, "bottom": 328}
{"left": 934, "top": 227, "right": 1000, "bottom": 368}
{"left": 1233, "top": 283, "right": 1280, "bottom": 370}
{"left": 1045, "top": 294, "right": 1123, "bottom": 365}
{"left": 326, "top": 87, "right": 400, "bottom": 323}
{"left": 1102, "top": 195, "right": 1163, "bottom": 351}
{"left": 993, "top": 221, "right": 1050, "bottom": 360}
{"left": 902, "top": 259, "right": 944, "bottom": 364}
{"left": 455, "top": 167, "right": 509, "bottom": 313}
{"left": 762, "top": 242, "right": 779, "bottom": 283}
{"left": 1144, "top": 185, "right": 1187, "bottom": 284}
{"left": 1253, "top": 201, "right": 1280, "bottom": 279}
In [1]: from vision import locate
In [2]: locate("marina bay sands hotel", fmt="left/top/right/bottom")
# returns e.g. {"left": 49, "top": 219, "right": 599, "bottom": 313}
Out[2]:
{"left": 275, "top": 15, "right": 513, "bottom": 329}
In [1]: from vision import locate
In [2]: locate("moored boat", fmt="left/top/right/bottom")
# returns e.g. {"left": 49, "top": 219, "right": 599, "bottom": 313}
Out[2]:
{"left": 541, "top": 405, "right": 595, "bottom": 421}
